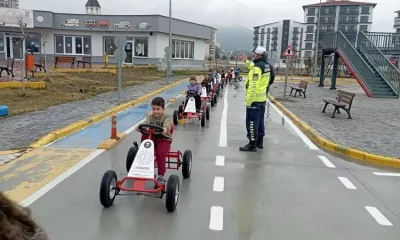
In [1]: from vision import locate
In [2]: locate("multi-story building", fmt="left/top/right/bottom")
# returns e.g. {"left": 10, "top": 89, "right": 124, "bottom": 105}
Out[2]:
{"left": 0, "top": 0, "right": 18, "bottom": 8}
{"left": 302, "top": 0, "right": 376, "bottom": 58}
{"left": 395, "top": 10, "right": 400, "bottom": 33}
{"left": 253, "top": 20, "right": 305, "bottom": 66}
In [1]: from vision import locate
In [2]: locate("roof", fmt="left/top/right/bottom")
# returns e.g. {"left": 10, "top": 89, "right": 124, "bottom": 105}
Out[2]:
{"left": 85, "top": 0, "right": 101, "bottom": 8}
{"left": 395, "top": 10, "right": 400, "bottom": 13}
{"left": 303, "top": 1, "right": 377, "bottom": 10}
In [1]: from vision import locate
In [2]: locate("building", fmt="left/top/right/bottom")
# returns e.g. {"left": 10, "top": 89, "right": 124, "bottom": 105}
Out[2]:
{"left": 302, "top": 0, "right": 376, "bottom": 58}
{"left": 0, "top": 0, "right": 18, "bottom": 8}
{"left": 0, "top": 2, "right": 216, "bottom": 69}
{"left": 86, "top": 0, "right": 101, "bottom": 15}
{"left": 395, "top": 10, "right": 400, "bottom": 33}
{"left": 253, "top": 20, "right": 305, "bottom": 65}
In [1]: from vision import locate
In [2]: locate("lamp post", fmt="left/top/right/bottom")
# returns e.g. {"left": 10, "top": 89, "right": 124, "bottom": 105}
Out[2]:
{"left": 167, "top": 0, "right": 172, "bottom": 78}
{"left": 313, "top": 0, "right": 322, "bottom": 77}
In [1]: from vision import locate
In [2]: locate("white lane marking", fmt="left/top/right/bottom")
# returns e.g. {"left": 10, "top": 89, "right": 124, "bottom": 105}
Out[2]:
{"left": 215, "top": 155, "right": 225, "bottom": 166}
{"left": 219, "top": 87, "right": 228, "bottom": 147}
{"left": 373, "top": 172, "right": 400, "bottom": 177}
{"left": 318, "top": 155, "right": 336, "bottom": 168}
{"left": 213, "top": 176, "right": 225, "bottom": 192}
{"left": 365, "top": 206, "right": 393, "bottom": 226}
{"left": 125, "top": 94, "right": 182, "bottom": 135}
{"left": 20, "top": 149, "right": 105, "bottom": 207}
{"left": 337, "top": 177, "right": 357, "bottom": 189}
{"left": 209, "top": 206, "right": 224, "bottom": 231}
{"left": 267, "top": 99, "right": 318, "bottom": 150}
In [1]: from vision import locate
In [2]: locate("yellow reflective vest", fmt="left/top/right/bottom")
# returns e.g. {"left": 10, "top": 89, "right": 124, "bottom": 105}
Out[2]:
{"left": 244, "top": 58, "right": 271, "bottom": 107}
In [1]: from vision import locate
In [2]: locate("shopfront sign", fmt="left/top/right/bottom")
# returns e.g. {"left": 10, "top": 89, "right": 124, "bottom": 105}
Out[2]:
{"left": 0, "top": 8, "right": 33, "bottom": 28}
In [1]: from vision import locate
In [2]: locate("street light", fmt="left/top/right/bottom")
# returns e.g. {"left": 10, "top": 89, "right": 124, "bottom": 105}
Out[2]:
{"left": 313, "top": 0, "right": 322, "bottom": 77}
{"left": 167, "top": 0, "right": 172, "bottom": 78}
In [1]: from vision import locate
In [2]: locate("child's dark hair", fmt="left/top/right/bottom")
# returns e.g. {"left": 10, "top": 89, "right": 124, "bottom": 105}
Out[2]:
{"left": 151, "top": 97, "right": 165, "bottom": 108}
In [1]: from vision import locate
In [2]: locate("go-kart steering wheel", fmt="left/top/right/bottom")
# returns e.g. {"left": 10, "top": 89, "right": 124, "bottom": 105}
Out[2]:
{"left": 186, "top": 90, "right": 199, "bottom": 96}
{"left": 138, "top": 123, "right": 164, "bottom": 135}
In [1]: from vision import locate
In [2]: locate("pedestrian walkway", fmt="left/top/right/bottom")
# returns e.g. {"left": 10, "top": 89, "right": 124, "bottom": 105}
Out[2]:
{"left": 269, "top": 82, "right": 400, "bottom": 158}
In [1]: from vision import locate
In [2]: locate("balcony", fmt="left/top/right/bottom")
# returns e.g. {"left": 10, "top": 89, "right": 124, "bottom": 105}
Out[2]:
{"left": 319, "top": 20, "right": 335, "bottom": 25}
{"left": 304, "top": 46, "right": 313, "bottom": 50}
{"left": 271, "top": 37, "right": 278, "bottom": 41}
{"left": 292, "top": 42, "right": 298, "bottom": 47}
{"left": 305, "top": 29, "right": 314, "bottom": 33}
{"left": 253, "top": 37, "right": 258, "bottom": 41}
{"left": 320, "top": 10, "right": 336, "bottom": 16}
{"left": 292, "top": 37, "right": 299, "bottom": 40}
{"left": 293, "top": 30, "right": 300, "bottom": 34}
{"left": 254, "top": 31, "right": 259, "bottom": 34}
{"left": 272, "top": 30, "right": 278, "bottom": 34}
{"left": 339, "top": 19, "right": 359, "bottom": 24}
{"left": 307, "top": 12, "right": 316, "bottom": 16}
{"left": 339, "top": 10, "right": 359, "bottom": 15}
{"left": 305, "top": 38, "right": 314, "bottom": 42}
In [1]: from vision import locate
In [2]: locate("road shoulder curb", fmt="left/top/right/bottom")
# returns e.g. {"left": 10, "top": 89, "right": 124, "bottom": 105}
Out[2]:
{"left": 269, "top": 96, "right": 400, "bottom": 169}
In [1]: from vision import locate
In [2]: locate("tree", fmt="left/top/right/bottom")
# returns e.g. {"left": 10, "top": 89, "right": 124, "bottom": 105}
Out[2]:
{"left": 215, "top": 47, "right": 220, "bottom": 59}
{"left": 221, "top": 55, "right": 227, "bottom": 60}
{"left": 12, "top": 11, "right": 30, "bottom": 89}
{"left": 38, "top": 30, "right": 49, "bottom": 75}
{"left": 230, "top": 55, "right": 235, "bottom": 61}
{"left": 304, "top": 57, "right": 313, "bottom": 75}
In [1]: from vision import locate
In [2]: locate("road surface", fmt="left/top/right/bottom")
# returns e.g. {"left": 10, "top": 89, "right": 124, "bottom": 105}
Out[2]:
{"left": 11, "top": 82, "right": 400, "bottom": 239}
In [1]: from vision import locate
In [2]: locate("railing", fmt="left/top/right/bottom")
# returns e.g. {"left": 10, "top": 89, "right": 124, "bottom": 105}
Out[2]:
{"left": 357, "top": 32, "right": 400, "bottom": 96}
{"left": 363, "top": 32, "right": 400, "bottom": 54}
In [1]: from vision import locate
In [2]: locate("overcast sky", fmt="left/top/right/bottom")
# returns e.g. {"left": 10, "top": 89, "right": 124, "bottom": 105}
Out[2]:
{"left": 20, "top": 0, "right": 398, "bottom": 32}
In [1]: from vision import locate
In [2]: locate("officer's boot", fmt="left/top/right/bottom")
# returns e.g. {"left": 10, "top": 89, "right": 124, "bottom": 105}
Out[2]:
{"left": 239, "top": 141, "right": 257, "bottom": 152}
{"left": 256, "top": 137, "right": 264, "bottom": 149}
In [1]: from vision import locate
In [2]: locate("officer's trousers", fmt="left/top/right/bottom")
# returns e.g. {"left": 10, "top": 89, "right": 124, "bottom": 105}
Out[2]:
{"left": 246, "top": 101, "right": 266, "bottom": 142}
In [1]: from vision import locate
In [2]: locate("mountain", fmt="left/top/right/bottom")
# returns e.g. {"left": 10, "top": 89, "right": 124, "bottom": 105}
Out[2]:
{"left": 216, "top": 26, "right": 253, "bottom": 52}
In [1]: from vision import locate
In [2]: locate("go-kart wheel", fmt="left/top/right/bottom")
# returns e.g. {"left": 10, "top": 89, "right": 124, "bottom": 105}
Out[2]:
{"left": 206, "top": 105, "right": 210, "bottom": 120}
{"left": 126, "top": 146, "right": 138, "bottom": 172}
{"left": 182, "top": 150, "right": 192, "bottom": 179}
{"left": 99, "top": 170, "right": 118, "bottom": 208}
{"left": 201, "top": 113, "right": 206, "bottom": 127}
{"left": 165, "top": 174, "right": 180, "bottom": 212}
{"left": 214, "top": 95, "right": 217, "bottom": 104}
{"left": 178, "top": 105, "right": 184, "bottom": 114}
{"left": 211, "top": 98, "right": 215, "bottom": 107}
{"left": 173, "top": 110, "right": 179, "bottom": 126}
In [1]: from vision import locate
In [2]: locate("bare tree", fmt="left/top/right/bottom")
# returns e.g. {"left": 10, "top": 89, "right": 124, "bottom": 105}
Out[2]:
{"left": 38, "top": 29, "right": 48, "bottom": 74}
{"left": 12, "top": 11, "right": 30, "bottom": 83}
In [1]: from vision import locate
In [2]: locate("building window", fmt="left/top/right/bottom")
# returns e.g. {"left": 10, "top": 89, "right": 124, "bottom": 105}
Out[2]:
{"left": 104, "top": 36, "right": 116, "bottom": 56}
{"left": 327, "top": 26, "right": 332, "bottom": 31}
{"left": 360, "top": 16, "right": 369, "bottom": 23}
{"left": 305, "top": 51, "right": 312, "bottom": 57}
{"left": 172, "top": 40, "right": 193, "bottom": 59}
{"left": 306, "top": 34, "right": 313, "bottom": 41}
{"left": 341, "top": 25, "right": 346, "bottom": 31}
{"left": 350, "top": 26, "right": 355, "bottom": 31}
{"left": 360, "top": 25, "right": 368, "bottom": 32}
{"left": 305, "top": 43, "right": 313, "bottom": 50}
{"left": 307, "top": 17, "right": 315, "bottom": 23}
{"left": 308, "top": 8, "right": 315, "bottom": 15}
{"left": 0, "top": 35, "right": 4, "bottom": 52}
{"left": 134, "top": 38, "right": 148, "bottom": 57}
{"left": 306, "top": 26, "right": 314, "bottom": 32}
{"left": 25, "top": 34, "right": 41, "bottom": 53}
{"left": 55, "top": 35, "right": 91, "bottom": 55}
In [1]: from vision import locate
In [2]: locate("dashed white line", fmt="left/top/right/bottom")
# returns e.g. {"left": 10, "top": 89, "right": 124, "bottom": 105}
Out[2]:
{"left": 20, "top": 149, "right": 105, "bottom": 207}
{"left": 215, "top": 155, "right": 225, "bottom": 166}
{"left": 219, "top": 87, "right": 228, "bottom": 147}
{"left": 209, "top": 206, "right": 224, "bottom": 231}
{"left": 213, "top": 176, "right": 225, "bottom": 192}
{"left": 337, "top": 177, "right": 357, "bottom": 189}
{"left": 365, "top": 206, "right": 393, "bottom": 226}
{"left": 373, "top": 172, "right": 400, "bottom": 177}
{"left": 318, "top": 155, "right": 336, "bottom": 168}
{"left": 267, "top": 99, "right": 318, "bottom": 150}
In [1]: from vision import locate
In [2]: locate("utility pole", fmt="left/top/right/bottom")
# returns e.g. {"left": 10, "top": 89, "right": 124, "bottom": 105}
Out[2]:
{"left": 167, "top": 0, "right": 172, "bottom": 79}
{"left": 313, "top": 0, "right": 322, "bottom": 77}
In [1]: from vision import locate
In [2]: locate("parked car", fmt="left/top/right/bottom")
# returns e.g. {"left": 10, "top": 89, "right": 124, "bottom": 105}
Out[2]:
{"left": 135, "top": 22, "right": 150, "bottom": 29}
{"left": 114, "top": 21, "right": 130, "bottom": 29}
{"left": 61, "top": 19, "right": 79, "bottom": 28}
{"left": 86, "top": 20, "right": 109, "bottom": 29}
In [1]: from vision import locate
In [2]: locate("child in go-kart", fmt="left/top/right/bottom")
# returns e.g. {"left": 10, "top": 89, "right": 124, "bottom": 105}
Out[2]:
{"left": 184, "top": 76, "right": 202, "bottom": 112}
{"left": 136, "top": 97, "right": 172, "bottom": 184}
{"left": 202, "top": 74, "right": 212, "bottom": 94}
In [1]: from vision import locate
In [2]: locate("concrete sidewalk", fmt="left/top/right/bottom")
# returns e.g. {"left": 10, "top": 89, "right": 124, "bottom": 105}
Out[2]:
{"left": 269, "top": 82, "right": 400, "bottom": 158}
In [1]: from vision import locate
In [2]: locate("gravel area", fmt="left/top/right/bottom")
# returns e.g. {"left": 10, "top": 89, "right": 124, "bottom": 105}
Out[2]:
{"left": 0, "top": 76, "right": 187, "bottom": 150}
{"left": 269, "top": 82, "right": 400, "bottom": 158}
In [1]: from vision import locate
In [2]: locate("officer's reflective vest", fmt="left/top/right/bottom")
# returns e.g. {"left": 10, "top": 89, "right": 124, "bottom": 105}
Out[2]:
{"left": 244, "top": 59, "right": 270, "bottom": 106}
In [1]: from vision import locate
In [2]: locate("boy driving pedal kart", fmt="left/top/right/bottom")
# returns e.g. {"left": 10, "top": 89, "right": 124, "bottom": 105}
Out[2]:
{"left": 183, "top": 76, "right": 202, "bottom": 112}
{"left": 136, "top": 97, "right": 172, "bottom": 184}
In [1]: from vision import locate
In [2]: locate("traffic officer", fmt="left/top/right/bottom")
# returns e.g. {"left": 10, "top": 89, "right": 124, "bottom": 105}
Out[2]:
{"left": 239, "top": 46, "right": 271, "bottom": 152}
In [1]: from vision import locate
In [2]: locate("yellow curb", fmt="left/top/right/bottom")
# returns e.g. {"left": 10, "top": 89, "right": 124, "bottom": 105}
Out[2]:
{"left": 98, "top": 133, "right": 127, "bottom": 150}
{"left": 168, "top": 98, "right": 176, "bottom": 103}
{"left": 270, "top": 96, "right": 400, "bottom": 169}
{"left": 0, "top": 82, "right": 46, "bottom": 89}
{"left": 29, "top": 77, "right": 191, "bottom": 149}
{"left": 180, "top": 90, "right": 185, "bottom": 94}
{"left": 52, "top": 68, "right": 117, "bottom": 73}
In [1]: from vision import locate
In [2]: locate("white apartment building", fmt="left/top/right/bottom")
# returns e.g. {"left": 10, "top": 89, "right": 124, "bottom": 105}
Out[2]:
{"left": 0, "top": 0, "right": 18, "bottom": 8}
{"left": 253, "top": 20, "right": 305, "bottom": 66}
{"left": 302, "top": 0, "right": 376, "bottom": 58}
{"left": 395, "top": 10, "right": 400, "bottom": 33}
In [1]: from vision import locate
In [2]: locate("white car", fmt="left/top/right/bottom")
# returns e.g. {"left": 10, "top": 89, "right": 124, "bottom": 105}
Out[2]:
{"left": 114, "top": 21, "right": 130, "bottom": 29}
{"left": 61, "top": 19, "right": 79, "bottom": 28}
{"left": 135, "top": 22, "right": 150, "bottom": 29}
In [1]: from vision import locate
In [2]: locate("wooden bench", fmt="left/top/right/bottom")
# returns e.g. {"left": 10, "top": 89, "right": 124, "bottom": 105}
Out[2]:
{"left": 289, "top": 80, "right": 308, "bottom": 98}
{"left": 322, "top": 90, "right": 355, "bottom": 119}
{"left": 77, "top": 56, "right": 92, "bottom": 68}
{"left": 54, "top": 56, "right": 75, "bottom": 69}
{"left": 0, "top": 58, "right": 15, "bottom": 77}
{"left": 34, "top": 56, "right": 46, "bottom": 72}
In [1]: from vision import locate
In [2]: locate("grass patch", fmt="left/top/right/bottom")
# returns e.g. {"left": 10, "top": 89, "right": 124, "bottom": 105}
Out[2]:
{"left": 0, "top": 67, "right": 195, "bottom": 117}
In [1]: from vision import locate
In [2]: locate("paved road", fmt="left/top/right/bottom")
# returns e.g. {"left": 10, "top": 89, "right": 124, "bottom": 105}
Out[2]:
{"left": 25, "top": 82, "right": 400, "bottom": 240}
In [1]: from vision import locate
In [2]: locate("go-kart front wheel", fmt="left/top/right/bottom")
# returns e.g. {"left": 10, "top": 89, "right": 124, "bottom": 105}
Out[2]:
{"left": 201, "top": 112, "right": 206, "bottom": 127}
{"left": 126, "top": 145, "right": 138, "bottom": 172}
{"left": 173, "top": 110, "right": 179, "bottom": 125}
{"left": 99, "top": 170, "right": 118, "bottom": 208}
{"left": 182, "top": 150, "right": 192, "bottom": 179}
{"left": 165, "top": 174, "right": 180, "bottom": 212}
{"left": 213, "top": 95, "right": 217, "bottom": 104}
{"left": 206, "top": 105, "right": 210, "bottom": 120}
{"left": 211, "top": 98, "right": 215, "bottom": 107}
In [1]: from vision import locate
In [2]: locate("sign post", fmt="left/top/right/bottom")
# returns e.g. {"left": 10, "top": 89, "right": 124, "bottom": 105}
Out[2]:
{"left": 114, "top": 36, "right": 127, "bottom": 104}
{"left": 282, "top": 45, "right": 296, "bottom": 101}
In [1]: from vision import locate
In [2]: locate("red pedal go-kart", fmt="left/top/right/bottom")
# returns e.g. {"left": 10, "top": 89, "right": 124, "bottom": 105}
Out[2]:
{"left": 99, "top": 123, "right": 193, "bottom": 212}
{"left": 200, "top": 82, "right": 217, "bottom": 107}
{"left": 172, "top": 90, "right": 210, "bottom": 127}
